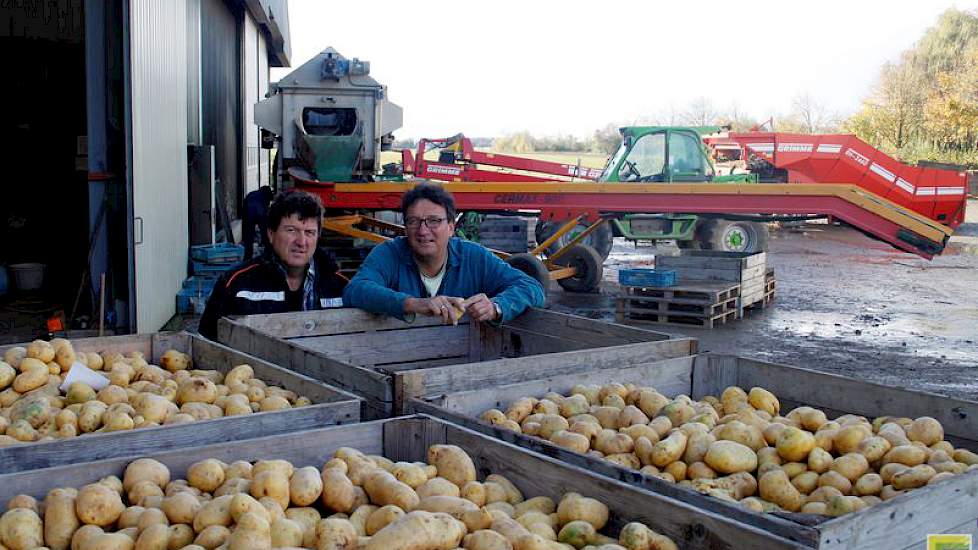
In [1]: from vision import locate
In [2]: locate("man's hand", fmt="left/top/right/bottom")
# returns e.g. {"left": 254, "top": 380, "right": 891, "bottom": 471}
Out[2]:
{"left": 463, "top": 293, "right": 498, "bottom": 323}
{"left": 404, "top": 296, "right": 466, "bottom": 324}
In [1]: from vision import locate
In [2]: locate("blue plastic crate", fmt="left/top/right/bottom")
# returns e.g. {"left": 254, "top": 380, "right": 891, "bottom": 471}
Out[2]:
{"left": 191, "top": 261, "right": 236, "bottom": 277}
{"left": 619, "top": 268, "right": 677, "bottom": 288}
{"left": 182, "top": 275, "right": 218, "bottom": 293}
{"left": 190, "top": 243, "right": 244, "bottom": 264}
{"left": 176, "top": 285, "right": 212, "bottom": 314}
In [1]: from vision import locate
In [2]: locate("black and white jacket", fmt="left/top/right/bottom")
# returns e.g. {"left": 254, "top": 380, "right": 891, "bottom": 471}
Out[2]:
{"left": 197, "top": 248, "right": 348, "bottom": 339}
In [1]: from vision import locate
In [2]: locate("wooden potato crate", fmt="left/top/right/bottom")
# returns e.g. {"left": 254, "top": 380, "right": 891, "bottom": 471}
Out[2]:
{"left": 410, "top": 354, "right": 978, "bottom": 549}
{"left": 217, "top": 308, "right": 696, "bottom": 419}
{"left": 0, "top": 332, "right": 363, "bottom": 473}
{"left": 0, "top": 415, "right": 805, "bottom": 549}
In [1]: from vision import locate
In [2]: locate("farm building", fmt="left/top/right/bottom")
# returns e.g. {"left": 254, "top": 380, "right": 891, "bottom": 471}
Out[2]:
{"left": 0, "top": 0, "right": 291, "bottom": 340}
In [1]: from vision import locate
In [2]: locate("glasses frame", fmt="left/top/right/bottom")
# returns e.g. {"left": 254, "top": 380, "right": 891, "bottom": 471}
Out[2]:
{"left": 404, "top": 216, "right": 448, "bottom": 230}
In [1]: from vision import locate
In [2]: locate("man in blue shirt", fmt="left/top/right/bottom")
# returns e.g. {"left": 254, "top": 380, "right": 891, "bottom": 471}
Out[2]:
{"left": 343, "top": 184, "right": 545, "bottom": 323}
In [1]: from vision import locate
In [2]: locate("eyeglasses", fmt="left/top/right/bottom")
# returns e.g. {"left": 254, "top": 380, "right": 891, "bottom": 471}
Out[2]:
{"left": 404, "top": 216, "right": 447, "bottom": 230}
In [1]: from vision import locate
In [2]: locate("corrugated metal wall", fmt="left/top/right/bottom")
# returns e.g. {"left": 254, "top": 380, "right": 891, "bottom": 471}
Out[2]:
{"left": 129, "top": 0, "right": 189, "bottom": 332}
{"left": 244, "top": 14, "right": 259, "bottom": 193}
{"left": 186, "top": 0, "right": 201, "bottom": 145}
{"left": 201, "top": 0, "right": 241, "bottom": 221}
{"left": 258, "top": 30, "right": 270, "bottom": 186}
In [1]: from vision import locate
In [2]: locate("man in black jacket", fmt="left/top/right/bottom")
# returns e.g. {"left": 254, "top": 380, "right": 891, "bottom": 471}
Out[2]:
{"left": 198, "top": 190, "right": 348, "bottom": 339}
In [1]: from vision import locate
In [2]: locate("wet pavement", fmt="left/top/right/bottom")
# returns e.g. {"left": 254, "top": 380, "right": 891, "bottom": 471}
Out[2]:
{"left": 547, "top": 217, "right": 978, "bottom": 400}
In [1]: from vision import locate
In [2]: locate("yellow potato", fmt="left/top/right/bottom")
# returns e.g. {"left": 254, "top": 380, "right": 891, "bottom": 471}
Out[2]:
{"left": 759, "top": 469, "right": 803, "bottom": 512}
{"left": 831, "top": 453, "right": 870, "bottom": 482}
{"left": 362, "top": 511, "right": 464, "bottom": 550}
{"left": 0, "top": 507, "right": 43, "bottom": 549}
{"left": 549, "top": 430, "right": 590, "bottom": 454}
{"left": 43, "top": 488, "right": 80, "bottom": 550}
{"left": 81, "top": 532, "right": 135, "bottom": 550}
{"left": 776, "top": 427, "right": 816, "bottom": 462}
{"left": 807, "top": 447, "right": 833, "bottom": 474}
{"left": 650, "top": 431, "right": 688, "bottom": 468}
{"left": 817, "top": 471, "right": 852, "bottom": 495}
{"left": 704, "top": 440, "right": 758, "bottom": 474}
{"left": 363, "top": 470, "right": 420, "bottom": 512}
{"left": 76, "top": 483, "right": 125, "bottom": 526}
{"left": 715, "top": 420, "right": 766, "bottom": 452}
{"left": 12, "top": 362, "right": 48, "bottom": 393}
{"left": 747, "top": 387, "right": 779, "bottom": 416}
{"left": 720, "top": 386, "right": 748, "bottom": 414}
{"left": 193, "top": 495, "right": 233, "bottom": 533}
{"left": 462, "top": 529, "right": 512, "bottom": 550}
{"left": 250, "top": 470, "right": 290, "bottom": 511}
{"left": 791, "top": 471, "right": 820, "bottom": 495}
{"left": 271, "top": 517, "right": 305, "bottom": 548}
{"left": 290, "top": 466, "right": 324, "bottom": 507}
{"left": 134, "top": 523, "right": 170, "bottom": 550}
{"left": 556, "top": 494, "right": 608, "bottom": 530}
{"left": 883, "top": 445, "right": 928, "bottom": 467}
{"left": 906, "top": 417, "right": 943, "bottom": 446}
{"left": 854, "top": 473, "right": 883, "bottom": 496}
{"left": 891, "top": 464, "right": 937, "bottom": 490}
{"left": 226, "top": 511, "right": 270, "bottom": 550}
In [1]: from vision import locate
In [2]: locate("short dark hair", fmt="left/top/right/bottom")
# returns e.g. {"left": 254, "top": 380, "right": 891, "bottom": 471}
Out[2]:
{"left": 401, "top": 183, "right": 456, "bottom": 220}
{"left": 267, "top": 190, "right": 324, "bottom": 230}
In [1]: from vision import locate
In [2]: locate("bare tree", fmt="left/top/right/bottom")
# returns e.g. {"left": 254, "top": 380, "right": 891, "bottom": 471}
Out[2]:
{"left": 682, "top": 97, "right": 719, "bottom": 126}
{"left": 791, "top": 93, "right": 837, "bottom": 134}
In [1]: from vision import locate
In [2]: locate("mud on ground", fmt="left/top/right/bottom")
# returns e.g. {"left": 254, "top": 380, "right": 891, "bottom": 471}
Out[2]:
{"left": 548, "top": 220, "right": 978, "bottom": 401}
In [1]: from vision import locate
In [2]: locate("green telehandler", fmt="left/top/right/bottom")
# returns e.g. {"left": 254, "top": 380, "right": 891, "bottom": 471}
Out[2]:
{"left": 535, "top": 126, "right": 770, "bottom": 260}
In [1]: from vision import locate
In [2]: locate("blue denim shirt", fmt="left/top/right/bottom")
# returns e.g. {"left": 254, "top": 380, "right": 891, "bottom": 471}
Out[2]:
{"left": 342, "top": 237, "right": 545, "bottom": 322}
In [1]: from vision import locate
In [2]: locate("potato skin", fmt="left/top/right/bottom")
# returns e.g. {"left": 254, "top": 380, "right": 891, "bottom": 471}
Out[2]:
{"left": 759, "top": 470, "right": 803, "bottom": 512}
{"left": 556, "top": 494, "right": 609, "bottom": 530}
{"left": 44, "top": 488, "right": 80, "bottom": 550}
{"left": 704, "top": 440, "right": 758, "bottom": 474}
{"left": 76, "top": 483, "right": 125, "bottom": 527}
{"left": 363, "top": 511, "right": 466, "bottom": 550}
{"left": 290, "top": 467, "right": 324, "bottom": 507}
{"left": 428, "top": 445, "right": 477, "bottom": 487}
{"left": 0, "top": 507, "right": 44, "bottom": 550}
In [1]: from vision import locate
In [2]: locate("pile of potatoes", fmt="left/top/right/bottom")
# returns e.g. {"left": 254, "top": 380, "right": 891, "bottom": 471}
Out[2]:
{"left": 0, "top": 443, "right": 676, "bottom": 550}
{"left": 0, "top": 339, "right": 313, "bottom": 446}
{"left": 480, "top": 383, "right": 978, "bottom": 518}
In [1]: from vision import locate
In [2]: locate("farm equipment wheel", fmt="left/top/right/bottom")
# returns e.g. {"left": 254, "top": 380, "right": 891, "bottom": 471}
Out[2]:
{"left": 701, "top": 219, "right": 769, "bottom": 253}
{"left": 506, "top": 253, "right": 551, "bottom": 291}
{"left": 555, "top": 244, "right": 604, "bottom": 293}
{"left": 536, "top": 219, "right": 614, "bottom": 260}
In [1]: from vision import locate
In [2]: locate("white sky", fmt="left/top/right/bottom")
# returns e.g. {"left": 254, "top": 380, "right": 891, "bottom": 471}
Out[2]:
{"left": 273, "top": 0, "right": 972, "bottom": 140}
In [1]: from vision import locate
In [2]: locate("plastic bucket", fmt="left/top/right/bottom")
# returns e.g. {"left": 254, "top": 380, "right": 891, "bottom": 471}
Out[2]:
{"left": 10, "top": 263, "right": 45, "bottom": 291}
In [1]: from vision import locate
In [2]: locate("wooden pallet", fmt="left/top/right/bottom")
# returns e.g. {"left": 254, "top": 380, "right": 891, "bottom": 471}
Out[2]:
{"left": 620, "top": 281, "right": 741, "bottom": 302}
{"left": 616, "top": 280, "right": 741, "bottom": 328}
{"left": 616, "top": 307, "right": 738, "bottom": 329}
